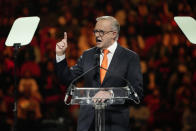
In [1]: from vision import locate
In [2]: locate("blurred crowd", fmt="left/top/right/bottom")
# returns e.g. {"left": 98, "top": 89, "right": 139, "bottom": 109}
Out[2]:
{"left": 0, "top": 0, "right": 196, "bottom": 131}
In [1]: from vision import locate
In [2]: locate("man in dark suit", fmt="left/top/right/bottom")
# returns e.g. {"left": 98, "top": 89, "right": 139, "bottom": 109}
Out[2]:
{"left": 55, "top": 16, "right": 143, "bottom": 131}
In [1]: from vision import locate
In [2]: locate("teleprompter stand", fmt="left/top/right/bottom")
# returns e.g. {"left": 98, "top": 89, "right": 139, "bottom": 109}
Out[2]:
{"left": 5, "top": 16, "right": 40, "bottom": 131}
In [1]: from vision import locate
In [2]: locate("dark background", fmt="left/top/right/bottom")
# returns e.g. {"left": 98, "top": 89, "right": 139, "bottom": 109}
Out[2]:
{"left": 0, "top": 0, "right": 196, "bottom": 131}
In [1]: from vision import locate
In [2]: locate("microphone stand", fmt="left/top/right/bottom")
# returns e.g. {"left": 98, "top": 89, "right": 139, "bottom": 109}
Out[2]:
{"left": 64, "top": 65, "right": 99, "bottom": 105}
{"left": 64, "top": 48, "right": 101, "bottom": 104}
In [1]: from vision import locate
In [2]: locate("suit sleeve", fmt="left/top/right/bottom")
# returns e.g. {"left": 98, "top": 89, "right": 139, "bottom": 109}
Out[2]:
{"left": 127, "top": 53, "right": 143, "bottom": 101}
{"left": 54, "top": 55, "right": 84, "bottom": 86}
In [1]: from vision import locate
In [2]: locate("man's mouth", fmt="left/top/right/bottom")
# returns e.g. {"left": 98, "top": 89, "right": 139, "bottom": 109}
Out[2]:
{"left": 96, "top": 38, "right": 102, "bottom": 43}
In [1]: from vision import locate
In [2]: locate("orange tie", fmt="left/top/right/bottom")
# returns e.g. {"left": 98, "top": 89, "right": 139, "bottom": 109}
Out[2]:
{"left": 100, "top": 49, "right": 109, "bottom": 83}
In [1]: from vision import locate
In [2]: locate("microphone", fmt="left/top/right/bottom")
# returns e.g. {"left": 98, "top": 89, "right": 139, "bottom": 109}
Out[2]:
{"left": 64, "top": 48, "right": 101, "bottom": 105}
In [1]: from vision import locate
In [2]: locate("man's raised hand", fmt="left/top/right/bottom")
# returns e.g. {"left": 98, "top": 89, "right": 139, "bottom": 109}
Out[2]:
{"left": 56, "top": 32, "right": 68, "bottom": 56}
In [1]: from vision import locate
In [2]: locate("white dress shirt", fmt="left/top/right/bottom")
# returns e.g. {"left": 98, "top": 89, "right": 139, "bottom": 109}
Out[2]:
{"left": 100, "top": 41, "right": 118, "bottom": 67}
{"left": 56, "top": 54, "right": 65, "bottom": 63}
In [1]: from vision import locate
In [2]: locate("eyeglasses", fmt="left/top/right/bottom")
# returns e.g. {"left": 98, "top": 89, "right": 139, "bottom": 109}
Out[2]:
{"left": 93, "top": 29, "right": 115, "bottom": 37}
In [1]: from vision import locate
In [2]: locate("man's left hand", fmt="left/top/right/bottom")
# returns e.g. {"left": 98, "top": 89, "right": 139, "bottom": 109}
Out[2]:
{"left": 93, "top": 91, "right": 113, "bottom": 103}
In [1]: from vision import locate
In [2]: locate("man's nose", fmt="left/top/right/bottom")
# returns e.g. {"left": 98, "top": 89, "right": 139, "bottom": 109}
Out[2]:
{"left": 94, "top": 32, "right": 100, "bottom": 37}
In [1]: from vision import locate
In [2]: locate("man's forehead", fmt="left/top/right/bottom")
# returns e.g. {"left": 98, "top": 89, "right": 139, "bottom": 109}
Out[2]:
{"left": 95, "top": 20, "right": 112, "bottom": 29}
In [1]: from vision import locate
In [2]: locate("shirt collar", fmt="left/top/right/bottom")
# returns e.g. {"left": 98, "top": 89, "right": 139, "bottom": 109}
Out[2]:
{"left": 101, "top": 41, "right": 117, "bottom": 54}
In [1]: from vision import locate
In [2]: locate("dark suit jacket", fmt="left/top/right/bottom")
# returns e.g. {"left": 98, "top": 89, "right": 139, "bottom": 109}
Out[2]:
{"left": 55, "top": 44, "right": 143, "bottom": 131}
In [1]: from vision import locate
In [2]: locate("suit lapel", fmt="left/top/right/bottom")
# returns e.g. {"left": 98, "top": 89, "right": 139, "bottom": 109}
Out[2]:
{"left": 101, "top": 44, "right": 123, "bottom": 85}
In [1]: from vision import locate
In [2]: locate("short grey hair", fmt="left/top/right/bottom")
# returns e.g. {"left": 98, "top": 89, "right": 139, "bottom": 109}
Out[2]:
{"left": 96, "top": 16, "right": 120, "bottom": 40}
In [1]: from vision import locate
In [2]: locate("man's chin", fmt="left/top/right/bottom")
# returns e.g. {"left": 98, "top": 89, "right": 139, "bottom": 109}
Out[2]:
{"left": 96, "top": 43, "right": 102, "bottom": 48}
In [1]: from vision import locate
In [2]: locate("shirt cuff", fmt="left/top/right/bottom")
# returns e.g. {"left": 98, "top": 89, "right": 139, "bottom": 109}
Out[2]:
{"left": 108, "top": 90, "right": 114, "bottom": 98}
{"left": 56, "top": 54, "right": 65, "bottom": 63}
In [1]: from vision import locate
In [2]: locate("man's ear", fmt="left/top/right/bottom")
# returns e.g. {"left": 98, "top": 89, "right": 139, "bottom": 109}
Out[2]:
{"left": 112, "top": 32, "right": 117, "bottom": 40}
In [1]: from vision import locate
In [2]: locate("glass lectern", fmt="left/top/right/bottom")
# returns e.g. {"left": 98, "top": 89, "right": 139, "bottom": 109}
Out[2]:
{"left": 67, "top": 86, "right": 131, "bottom": 131}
